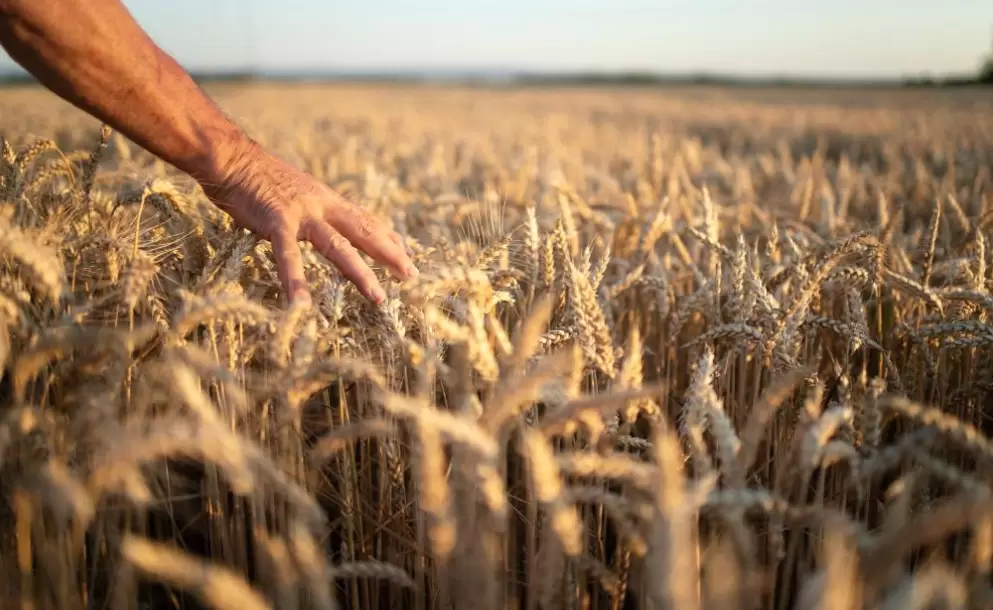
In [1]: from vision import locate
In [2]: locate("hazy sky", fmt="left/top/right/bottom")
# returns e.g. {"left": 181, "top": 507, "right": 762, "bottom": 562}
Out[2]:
{"left": 1, "top": 0, "right": 992, "bottom": 78}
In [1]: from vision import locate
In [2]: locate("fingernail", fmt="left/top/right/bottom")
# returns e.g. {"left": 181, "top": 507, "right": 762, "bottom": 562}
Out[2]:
{"left": 370, "top": 285, "right": 387, "bottom": 304}
{"left": 291, "top": 289, "right": 312, "bottom": 309}
{"left": 405, "top": 264, "right": 419, "bottom": 279}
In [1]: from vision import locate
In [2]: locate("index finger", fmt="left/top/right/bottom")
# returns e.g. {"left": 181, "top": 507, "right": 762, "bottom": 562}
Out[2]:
{"left": 303, "top": 218, "right": 387, "bottom": 305}
{"left": 270, "top": 226, "right": 312, "bottom": 308}
{"left": 325, "top": 200, "right": 417, "bottom": 281}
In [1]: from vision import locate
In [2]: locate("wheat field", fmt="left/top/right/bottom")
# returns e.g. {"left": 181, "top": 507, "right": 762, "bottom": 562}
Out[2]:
{"left": 1, "top": 82, "right": 993, "bottom": 610}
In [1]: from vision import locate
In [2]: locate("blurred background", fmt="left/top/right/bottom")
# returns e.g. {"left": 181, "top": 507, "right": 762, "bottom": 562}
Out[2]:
{"left": 1, "top": 0, "right": 992, "bottom": 87}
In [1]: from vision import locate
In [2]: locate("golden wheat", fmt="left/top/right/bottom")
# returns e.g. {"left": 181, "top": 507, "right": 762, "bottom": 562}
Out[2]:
{"left": 1, "top": 82, "right": 993, "bottom": 610}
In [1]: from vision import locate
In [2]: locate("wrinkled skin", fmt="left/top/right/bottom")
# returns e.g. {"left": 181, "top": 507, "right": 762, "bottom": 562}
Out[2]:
{"left": 0, "top": 0, "right": 417, "bottom": 306}
{"left": 202, "top": 143, "right": 416, "bottom": 306}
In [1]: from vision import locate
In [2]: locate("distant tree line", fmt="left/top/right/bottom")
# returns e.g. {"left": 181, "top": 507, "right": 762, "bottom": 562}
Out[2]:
{"left": 2, "top": 30, "right": 992, "bottom": 89}
{"left": 906, "top": 32, "right": 993, "bottom": 87}
{"left": 982, "top": 52, "right": 993, "bottom": 84}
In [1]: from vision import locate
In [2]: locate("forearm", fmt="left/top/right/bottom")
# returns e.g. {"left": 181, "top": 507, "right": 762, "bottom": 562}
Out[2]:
{"left": 0, "top": 0, "right": 256, "bottom": 184}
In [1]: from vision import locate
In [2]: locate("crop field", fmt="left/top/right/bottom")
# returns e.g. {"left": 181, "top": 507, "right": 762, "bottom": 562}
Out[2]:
{"left": 1, "top": 82, "right": 993, "bottom": 610}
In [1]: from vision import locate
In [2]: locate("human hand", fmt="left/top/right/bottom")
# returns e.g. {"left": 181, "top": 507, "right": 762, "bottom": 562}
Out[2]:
{"left": 199, "top": 142, "right": 416, "bottom": 307}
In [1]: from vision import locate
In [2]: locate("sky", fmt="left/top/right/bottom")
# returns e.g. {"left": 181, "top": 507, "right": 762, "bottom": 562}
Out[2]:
{"left": 0, "top": 0, "right": 991, "bottom": 79}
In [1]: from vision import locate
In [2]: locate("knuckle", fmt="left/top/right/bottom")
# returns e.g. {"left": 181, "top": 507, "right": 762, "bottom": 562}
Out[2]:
{"left": 304, "top": 218, "right": 356, "bottom": 257}
{"left": 328, "top": 230, "right": 355, "bottom": 254}
{"left": 355, "top": 212, "right": 378, "bottom": 239}
{"left": 270, "top": 212, "right": 298, "bottom": 240}
{"left": 263, "top": 202, "right": 294, "bottom": 228}
{"left": 276, "top": 224, "right": 299, "bottom": 244}
{"left": 271, "top": 232, "right": 297, "bottom": 255}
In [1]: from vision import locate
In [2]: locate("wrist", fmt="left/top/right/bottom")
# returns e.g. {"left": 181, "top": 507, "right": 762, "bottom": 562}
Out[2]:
{"left": 184, "top": 121, "right": 262, "bottom": 190}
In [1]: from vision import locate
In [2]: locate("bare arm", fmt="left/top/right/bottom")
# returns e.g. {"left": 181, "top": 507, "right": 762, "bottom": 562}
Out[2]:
{"left": 0, "top": 0, "right": 247, "bottom": 186}
{"left": 0, "top": 0, "right": 415, "bottom": 305}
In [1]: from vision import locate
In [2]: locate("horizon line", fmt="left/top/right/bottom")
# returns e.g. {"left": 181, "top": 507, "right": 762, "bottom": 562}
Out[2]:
{"left": 0, "top": 63, "right": 985, "bottom": 83}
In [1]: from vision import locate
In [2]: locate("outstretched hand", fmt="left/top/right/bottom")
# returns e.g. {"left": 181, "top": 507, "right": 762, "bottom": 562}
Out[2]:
{"left": 200, "top": 144, "right": 417, "bottom": 307}
{"left": 0, "top": 0, "right": 417, "bottom": 307}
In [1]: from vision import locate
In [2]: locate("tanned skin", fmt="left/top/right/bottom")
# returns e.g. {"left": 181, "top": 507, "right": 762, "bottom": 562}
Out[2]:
{"left": 0, "top": 0, "right": 417, "bottom": 306}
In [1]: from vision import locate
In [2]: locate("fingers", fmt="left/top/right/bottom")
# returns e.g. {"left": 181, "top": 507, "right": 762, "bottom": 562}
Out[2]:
{"left": 270, "top": 225, "right": 312, "bottom": 308}
{"left": 303, "top": 218, "right": 387, "bottom": 305}
{"left": 390, "top": 232, "right": 414, "bottom": 258}
{"left": 325, "top": 199, "right": 417, "bottom": 281}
